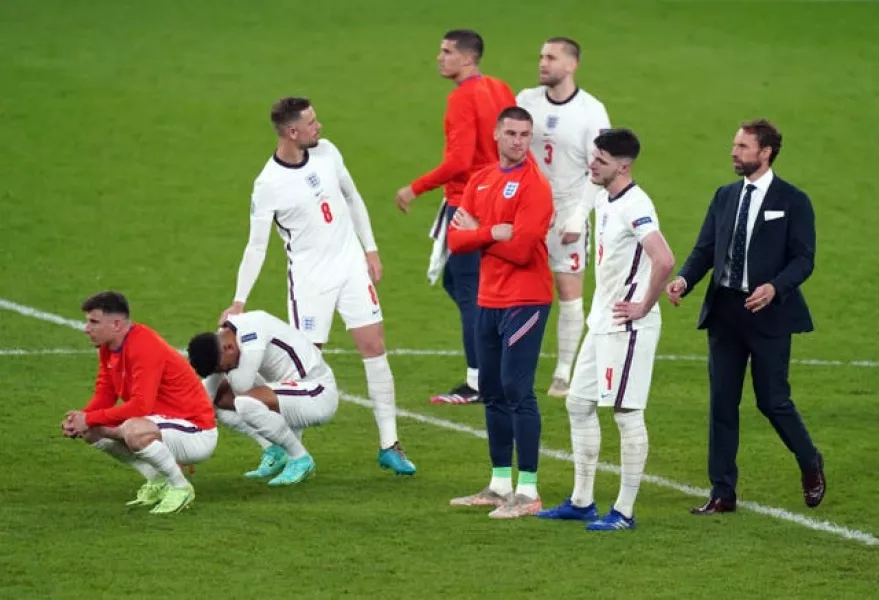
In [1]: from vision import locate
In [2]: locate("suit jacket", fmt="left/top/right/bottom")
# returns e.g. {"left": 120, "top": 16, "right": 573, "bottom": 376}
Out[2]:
{"left": 678, "top": 174, "right": 815, "bottom": 335}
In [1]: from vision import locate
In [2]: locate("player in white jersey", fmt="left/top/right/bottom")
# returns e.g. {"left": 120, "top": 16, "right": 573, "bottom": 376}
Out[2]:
{"left": 537, "top": 129, "right": 675, "bottom": 530}
{"left": 218, "top": 97, "right": 415, "bottom": 476}
{"left": 516, "top": 37, "right": 611, "bottom": 398}
{"left": 187, "top": 310, "right": 339, "bottom": 486}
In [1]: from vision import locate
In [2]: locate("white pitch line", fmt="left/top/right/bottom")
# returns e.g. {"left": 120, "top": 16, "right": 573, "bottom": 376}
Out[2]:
{"left": 0, "top": 348, "right": 94, "bottom": 356}
{"left": 3, "top": 296, "right": 876, "bottom": 368}
{"left": 341, "top": 391, "right": 879, "bottom": 547}
{"left": 1, "top": 297, "right": 877, "bottom": 546}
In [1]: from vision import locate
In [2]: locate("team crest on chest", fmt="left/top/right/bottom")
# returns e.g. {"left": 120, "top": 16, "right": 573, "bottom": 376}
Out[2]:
{"left": 546, "top": 115, "right": 559, "bottom": 130}
{"left": 306, "top": 173, "right": 320, "bottom": 189}
{"left": 503, "top": 182, "right": 519, "bottom": 199}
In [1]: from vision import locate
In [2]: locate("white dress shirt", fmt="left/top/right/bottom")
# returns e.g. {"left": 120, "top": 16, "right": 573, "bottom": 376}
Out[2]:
{"left": 721, "top": 168, "right": 774, "bottom": 291}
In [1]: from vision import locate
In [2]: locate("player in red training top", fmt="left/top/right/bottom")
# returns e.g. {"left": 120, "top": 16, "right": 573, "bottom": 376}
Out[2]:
{"left": 61, "top": 291, "right": 217, "bottom": 515}
{"left": 446, "top": 106, "right": 555, "bottom": 519}
{"left": 395, "top": 29, "right": 516, "bottom": 405}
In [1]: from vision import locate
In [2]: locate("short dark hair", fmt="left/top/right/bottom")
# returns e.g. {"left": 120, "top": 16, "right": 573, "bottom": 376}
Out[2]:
{"left": 270, "top": 97, "right": 311, "bottom": 135}
{"left": 81, "top": 291, "right": 130, "bottom": 317}
{"left": 443, "top": 29, "right": 484, "bottom": 62}
{"left": 187, "top": 332, "right": 221, "bottom": 378}
{"left": 740, "top": 118, "right": 782, "bottom": 165}
{"left": 545, "top": 36, "right": 580, "bottom": 60}
{"left": 594, "top": 128, "right": 641, "bottom": 161}
{"left": 496, "top": 106, "right": 533, "bottom": 125}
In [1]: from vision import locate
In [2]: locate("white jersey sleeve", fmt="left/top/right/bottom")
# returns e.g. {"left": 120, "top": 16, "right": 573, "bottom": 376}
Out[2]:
{"left": 329, "top": 142, "right": 377, "bottom": 252}
{"left": 233, "top": 179, "right": 276, "bottom": 303}
{"left": 225, "top": 317, "right": 268, "bottom": 394}
{"left": 620, "top": 192, "right": 660, "bottom": 242}
{"left": 571, "top": 101, "right": 611, "bottom": 232}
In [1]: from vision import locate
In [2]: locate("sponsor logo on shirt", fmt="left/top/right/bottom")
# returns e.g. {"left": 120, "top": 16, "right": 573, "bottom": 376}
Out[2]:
{"left": 503, "top": 182, "right": 519, "bottom": 199}
{"left": 241, "top": 332, "right": 258, "bottom": 343}
{"left": 632, "top": 216, "right": 653, "bottom": 228}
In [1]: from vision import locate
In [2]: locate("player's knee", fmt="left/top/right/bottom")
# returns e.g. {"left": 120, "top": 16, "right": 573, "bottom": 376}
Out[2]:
{"left": 566, "top": 394, "right": 596, "bottom": 416}
{"left": 613, "top": 408, "right": 645, "bottom": 430}
{"left": 121, "top": 418, "right": 160, "bottom": 451}
{"left": 234, "top": 395, "right": 260, "bottom": 415}
{"left": 353, "top": 324, "right": 386, "bottom": 357}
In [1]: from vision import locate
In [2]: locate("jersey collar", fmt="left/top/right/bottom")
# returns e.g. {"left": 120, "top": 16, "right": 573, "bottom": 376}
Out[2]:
{"left": 608, "top": 180, "right": 637, "bottom": 203}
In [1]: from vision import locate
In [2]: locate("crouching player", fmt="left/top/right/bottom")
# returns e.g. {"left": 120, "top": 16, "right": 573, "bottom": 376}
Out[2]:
{"left": 61, "top": 291, "right": 218, "bottom": 515}
{"left": 187, "top": 309, "right": 338, "bottom": 486}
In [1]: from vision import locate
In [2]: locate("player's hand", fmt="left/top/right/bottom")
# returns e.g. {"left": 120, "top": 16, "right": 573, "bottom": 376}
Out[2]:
{"left": 744, "top": 283, "right": 776, "bottom": 313}
{"left": 365, "top": 251, "right": 383, "bottom": 285}
{"left": 395, "top": 185, "right": 416, "bottom": 213}
{"left": 560, "top": 231, "right": 581, "bottom": 245}
{"left": 65, "top": 410, "right": 89, "bottom": 436}
{"left": 219, "top": 301, "right": 245, "bottom": 325}
{"left": 60, "top": 414, "right": 80, "bottom": 438}
{"left": 666, "top": 276, "right": 687, "bottom": 307}
{"left": 451, "top": 208, "right": 478, "bottom": 231}
{"left": 613, "top": 300, "right": 649, "bottom": 325}
{"left": 491, "top": 224, "right": 514, "bottom": 242}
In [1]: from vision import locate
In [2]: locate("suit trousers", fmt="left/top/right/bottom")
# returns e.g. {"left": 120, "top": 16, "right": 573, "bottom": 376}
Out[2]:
{"left": 707, "top": 287, "right": 818, "bottom": 500}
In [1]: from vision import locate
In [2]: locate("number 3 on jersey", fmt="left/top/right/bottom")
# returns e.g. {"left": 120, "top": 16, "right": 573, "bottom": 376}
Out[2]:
{"left": 320, "top": 201, "right": 333, "bottom": 223}
{"left": 543, "top": 143, "right": 553, "bottom": 165}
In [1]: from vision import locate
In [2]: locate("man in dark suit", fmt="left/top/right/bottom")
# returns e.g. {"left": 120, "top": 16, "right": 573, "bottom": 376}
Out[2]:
{"left": 666, "top": 119, "right": 825, "bottom": 514}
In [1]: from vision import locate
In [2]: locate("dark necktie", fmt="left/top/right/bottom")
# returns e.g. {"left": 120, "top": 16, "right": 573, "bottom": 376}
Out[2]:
{"left": 729, "top": 184, "right": 756, "bottom": 291}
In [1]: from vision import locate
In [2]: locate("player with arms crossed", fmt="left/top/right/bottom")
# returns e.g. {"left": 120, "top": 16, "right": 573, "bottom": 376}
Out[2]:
{"left": 395, "top": 29, "right": 516, "bottom": 404}
{"left": 538, "top": 129, "right": 674, "bottom": 530}
{"left": 187, "top": 310, "right": 339, "bottom": 485}
{"left": 220, "top": 97, "right": 415, "bottom": 476}
{"left": 517, "top": 37, "right": 611, "bottom": 398}
{"left": 447, "top": 107, "right": 555, "bottom": 518}
{"left": 61, "top": 291, "right": 218, "bottom": 515}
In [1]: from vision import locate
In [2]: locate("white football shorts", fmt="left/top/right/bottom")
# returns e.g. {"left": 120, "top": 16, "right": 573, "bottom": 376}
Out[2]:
{"left": 567, "top": 327, "right": 660, "bottom": 410}
{"left": 146, "top": 416, "right": 218, "bottom": 465}
{"left": 270, "top": 378, "right": 339, "bottom": 430}
{"left": 286, "top": 260, "right": 383, "bottom": 344}
{"left": 547, "top": 206, "right": 590, "bottom": 274}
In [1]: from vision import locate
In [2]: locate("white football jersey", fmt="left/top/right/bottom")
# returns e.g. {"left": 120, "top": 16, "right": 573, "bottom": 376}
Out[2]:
{"left": 588, "top": 183, "right": 662, "bottom": 333}
{"left": 516, "top": 87, "right": 611, "bottom": 219}
{"left": 250, "top": 139, "right": 368, "bottom": 293}
{"left": 222, "top": 310, "right": 333, "bottom": 394}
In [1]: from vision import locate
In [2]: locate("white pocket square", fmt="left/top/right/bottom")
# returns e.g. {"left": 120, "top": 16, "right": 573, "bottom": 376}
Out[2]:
{"left": 764, "top": 210, "right": 785, "bottom": 221}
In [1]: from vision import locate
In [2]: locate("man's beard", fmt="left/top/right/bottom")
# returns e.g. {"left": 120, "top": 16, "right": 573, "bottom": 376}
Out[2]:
{"left": 734, "top": 160, "right": 760, "bottom": 177}
{"left": 540, "top": 73, "right": 563, "bottom": 87}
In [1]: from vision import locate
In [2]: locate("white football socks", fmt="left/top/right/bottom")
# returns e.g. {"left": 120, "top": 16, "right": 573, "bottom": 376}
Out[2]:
{"left": 92, "top": 438, "right": 159, "bottom": 481}
{"left": 567, "top": 396, "right": 600, "bottom": 508}
{"left": 215, "top": 408, "right": 272, "bottom": 450}
{"left": 234, "top": 396, "right": 306, "bottom": 460}
{"left": 136, "top": 440, "right": 188, "bottom": 488}
{"left": 489, "top": 467, "right": 513, "bottom": 496}
{"left": 363, "top": 354, "right": 398, "bottom": 449}
{"left": 554, "top": 298, "right": 585, "bottom": 382}
{"left": 614, "top": 409, "right": 649, "bottom": 519}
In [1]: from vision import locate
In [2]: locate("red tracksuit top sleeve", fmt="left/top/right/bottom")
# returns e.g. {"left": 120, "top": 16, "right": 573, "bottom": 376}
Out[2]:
{"left": 411, "top": 91, "right": 476, "bottom": 196}
{"left": 85, "top": 335, "right": 164, "bottom": 427}
{"left": 484, "top": 168, "right": 554, "bottom": 266}
{"left": 447, "top": 173, "right": 495, "bottom": 253}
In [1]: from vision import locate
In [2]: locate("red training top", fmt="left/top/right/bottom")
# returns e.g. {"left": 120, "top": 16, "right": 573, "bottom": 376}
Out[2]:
{"left": 447, "top": 159, "right": 554, "bottom": 308}
{"left": 411, "top": 75, "right": 516, "bottom": 207}
{"left": 84, "top": 324, "right": 216, "bottom": 430}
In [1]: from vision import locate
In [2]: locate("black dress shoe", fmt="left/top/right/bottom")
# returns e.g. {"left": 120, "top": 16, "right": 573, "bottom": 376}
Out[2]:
{"left": 690, "top": 497, "right": 736, "bottom": 515}
{"left": 802, "top": 452, "right": 826, "bottom": 508}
